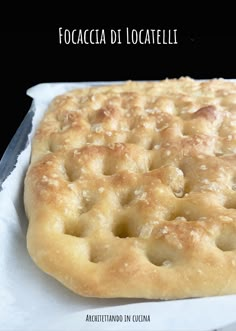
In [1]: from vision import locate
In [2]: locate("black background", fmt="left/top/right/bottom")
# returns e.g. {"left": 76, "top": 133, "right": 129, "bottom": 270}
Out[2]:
{"left": 1, "top": 11, "right": 236, "bottom": 159}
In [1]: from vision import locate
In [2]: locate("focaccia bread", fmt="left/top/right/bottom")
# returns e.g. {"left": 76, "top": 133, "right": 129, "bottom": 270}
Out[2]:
{"left": 24, "top": 78, "right": 236, "bottom": 299}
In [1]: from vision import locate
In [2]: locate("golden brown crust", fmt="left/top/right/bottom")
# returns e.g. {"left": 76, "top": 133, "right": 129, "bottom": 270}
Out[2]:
{"left": 24, "top": 78, "right": 236, "bottom": 298}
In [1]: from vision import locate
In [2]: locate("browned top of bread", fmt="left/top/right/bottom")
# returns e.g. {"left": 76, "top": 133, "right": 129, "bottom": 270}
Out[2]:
{"left": 24, "top": 78, "right": 236, "bottom": 299}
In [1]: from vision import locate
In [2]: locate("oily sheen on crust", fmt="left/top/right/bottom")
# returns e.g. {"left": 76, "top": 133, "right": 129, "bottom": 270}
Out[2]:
{"left": 24, "top": 78, "right": 236, "bottom": 299}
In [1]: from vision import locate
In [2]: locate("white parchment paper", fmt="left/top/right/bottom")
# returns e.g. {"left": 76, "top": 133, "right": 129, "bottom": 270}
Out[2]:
{"left": 1, "top": 82, "right": 236, "bottom": 331}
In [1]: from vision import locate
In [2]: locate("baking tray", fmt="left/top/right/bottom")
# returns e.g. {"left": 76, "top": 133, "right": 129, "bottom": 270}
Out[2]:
{"left": 0, "top": 103, "right": 34, "bottom": 190}
{"left": 1, "top": 81, "right": 236, "bottom": 331}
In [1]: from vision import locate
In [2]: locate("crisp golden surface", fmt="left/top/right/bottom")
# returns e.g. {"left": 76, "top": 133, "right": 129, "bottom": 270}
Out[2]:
{"left": 24, "top": 78, "right": 236, "bottom": 299}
